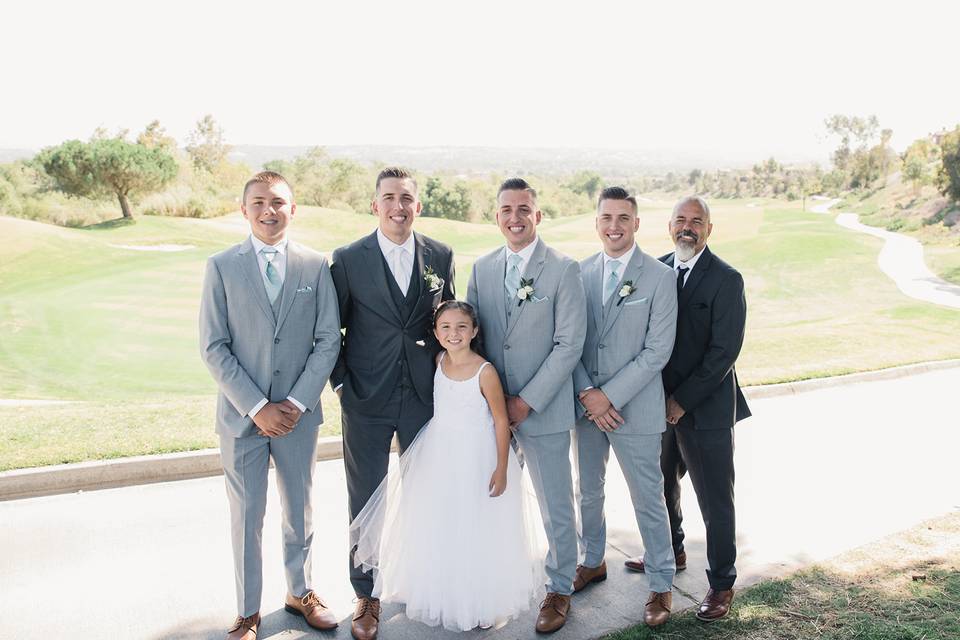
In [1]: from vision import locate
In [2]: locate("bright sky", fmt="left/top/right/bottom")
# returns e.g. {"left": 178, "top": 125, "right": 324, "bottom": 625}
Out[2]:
{"left": 4, "top": 0, "right": 957, "bottom": 163}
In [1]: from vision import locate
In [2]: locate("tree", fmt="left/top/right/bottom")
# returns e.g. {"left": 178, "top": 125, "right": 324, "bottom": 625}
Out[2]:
{"left": 37, "top": 138, "right": 177, "bottom": 218}
{"left": 566, "top": 170, "right": 603, "bottom": 201}
{"left": 136, "top": 120, "right": 177, "bottom": 151}
{"left": 936, "top": 126, "right": 960, "bottom": 204}
{"left": 824, "top": 114, "right": 880, "bottom": 186}
{"left": 186, "top": 114, "right": 230, "bottom": 173}
{"left": 421, "top": 176, "right": 471, "bottom": 221}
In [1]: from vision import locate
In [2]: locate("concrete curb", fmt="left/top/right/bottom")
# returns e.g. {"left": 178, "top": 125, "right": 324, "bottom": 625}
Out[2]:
{"left": 3, "top": 359, "right": 958, "bottom": 501}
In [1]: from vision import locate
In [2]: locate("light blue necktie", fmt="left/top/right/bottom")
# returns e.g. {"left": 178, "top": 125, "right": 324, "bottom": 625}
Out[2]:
{"left": 260, "top": 247, "right": 282, "bottom": 304}
{"left": 504, "top": 253, "right": 522, "bottom": 306}
{"left": 603, "top": 259, "right": 622, "bottom": 305}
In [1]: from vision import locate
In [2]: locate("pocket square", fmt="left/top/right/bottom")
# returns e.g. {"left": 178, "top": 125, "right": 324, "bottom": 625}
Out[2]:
{"left": 624, "top": 297, "right": 648, "bottom": 306}
{"left": 531, "top": 295, "right": 550, "bottom": 303}
{"left": 296, "top": 285, "right": 313, "bottom": 293}
{"left": 415, "top": 339, "right": 426, "bottom": 347}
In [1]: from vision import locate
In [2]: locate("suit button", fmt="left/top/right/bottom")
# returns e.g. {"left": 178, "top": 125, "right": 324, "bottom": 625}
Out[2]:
{"left": 504, "top": 345, "right": 511, "bottom": 350}
{"left": 592, "top": 371, "right": 598, "bottom": 376}
{"left": 599, "top": 344, "right": 605, "bottom": 349}
{"left": 273, "top": 370, "right": 280, "bottom": 376}
{"left": 274, "top": 338, "right": 280, "bottom": 344}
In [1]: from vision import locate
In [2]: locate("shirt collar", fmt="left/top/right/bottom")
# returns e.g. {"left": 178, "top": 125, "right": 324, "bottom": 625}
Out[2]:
{"left": 250, "top": 234, "right": 288, "bottom": 255}
{"left": 673, "top": 245, "right": 706, "bottom": 272}
{"left": 603, "top": 244, "right": 636, "bottom": 269}
{"left": 505, "top": 235, "right": 539, "bottom": 263}
{"left": 377, "top": 228, "right": 415, "bottom": 256}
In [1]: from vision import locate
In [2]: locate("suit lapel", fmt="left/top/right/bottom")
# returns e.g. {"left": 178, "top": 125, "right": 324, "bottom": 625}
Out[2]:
{"left": 274, "top": 242, "right": 303, "bottom": 335}
{"left": 237, "top": 238, "right": 275, "bottom": 326}
{"left": 678, "top": 246, "right": 713, "bottom": 308}
{"left": 584, "top": 253, "right": 604, "bottom": 331}
{"left": 600, "top": 247, "right": 643, "bottom": 338}
{"left": 492, "top": 247, "right": 508, "bottom": 335}
{"left": 362, "top": 232, "right": 403, "bottom": 324}
{"left": 505, "top": 239, "right": 547, "bottom": 339}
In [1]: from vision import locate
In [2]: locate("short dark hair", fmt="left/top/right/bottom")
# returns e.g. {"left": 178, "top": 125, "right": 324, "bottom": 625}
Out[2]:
{"left": 497, "top": 177, "right": 537, "bottom": 202}
{"left": 243, "top": 170, "right": 294, "bottom": 202}
{"left": 433, "top": 300, "right": 483, "bottom": 353}
{"left": 376, "top": 166, "right": 417, "bottom": 195}
{"left": 597, "top": 185, "right": 637, "bottom": 214}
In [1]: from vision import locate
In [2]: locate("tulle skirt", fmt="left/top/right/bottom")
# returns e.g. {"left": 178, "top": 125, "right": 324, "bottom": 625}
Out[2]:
{"left": 349, "top": 417, "right": 546, "bottom": 631}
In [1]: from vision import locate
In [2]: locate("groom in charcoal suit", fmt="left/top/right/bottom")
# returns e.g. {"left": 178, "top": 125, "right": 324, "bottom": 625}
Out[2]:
{"left": 467, "top": 178, "right": 586, "bottom": 634}
{"left": 199, "top": 172, "right": 341, "bottom": 640}
{"left": 624, "top": 195, "right": 751, "bottom": 623}
{"left": 572, "top": 187, "right": 678, "bottom": 628}
{"left": 330, "top": 167, "right": 455, "bottom": 640}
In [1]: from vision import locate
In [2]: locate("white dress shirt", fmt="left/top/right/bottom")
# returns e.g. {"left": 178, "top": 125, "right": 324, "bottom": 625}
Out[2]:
{"left": 673, "top": 245, "right": 707, "bottom": 287}
{"left": 246, "top": 234, "right": 305, "bottom": 419}
{"left": 377, "top": 228, "right": 415, "bottom": 295}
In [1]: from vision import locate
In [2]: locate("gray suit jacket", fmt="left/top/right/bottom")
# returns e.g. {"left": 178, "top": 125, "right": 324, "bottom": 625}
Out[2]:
{"left": 199, "top": 238, "right": 341, "bottom": 438}
{"left": 573, "top": 246, "right": 677, "bottom": 435}
{"left": 467, "top": 239, "right": 586, "bottom": 436}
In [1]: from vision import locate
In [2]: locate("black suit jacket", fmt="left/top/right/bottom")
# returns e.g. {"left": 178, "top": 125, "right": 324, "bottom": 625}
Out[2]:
{"left": 330, "top": 231, "right": 455, "bottom": 411}
{"left": 659, "top": 246, "right": 751, "bottom": 430}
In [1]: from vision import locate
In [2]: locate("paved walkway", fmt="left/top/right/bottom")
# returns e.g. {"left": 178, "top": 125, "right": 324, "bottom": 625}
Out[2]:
{"left": 3, "top": 368, "right": 959, "bottom": 640}
{"left": 812, "top": 198, "right": 960, "bottom": 309}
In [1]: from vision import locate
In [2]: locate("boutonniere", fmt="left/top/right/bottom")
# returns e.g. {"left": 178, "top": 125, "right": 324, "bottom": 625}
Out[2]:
{"left": 617, "top": 281, "right": 636, "bottom": 306}
{"left": 516, "top": 278, "right": 535, "bottom": 306}
{"left": 423, "top": 266, "right": 443, "bottom": 292}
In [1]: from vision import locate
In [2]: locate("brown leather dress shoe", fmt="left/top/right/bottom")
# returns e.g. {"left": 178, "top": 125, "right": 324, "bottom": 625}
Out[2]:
{"left": 572, "top": 561, "right": 607, "bottom": 592}
{"left": 285, "top": 591, "right": 338, "bottom": 630}
{"left": 624, "top": 550, "right": 686, "bottom": 573}
{"left": 535, "top": 592, "right": 571, "bottom": 633}
{"left": 351, "top": 596, "right": 381, "bottom": 640}
{"left": 226, "top": 612, "right": 259, "bottom": 640}
{"left": 643, "top": 591, "right": 671, "bottom": 627}
{"left": 696, "top": 588, "right": 734, "bottom": 622}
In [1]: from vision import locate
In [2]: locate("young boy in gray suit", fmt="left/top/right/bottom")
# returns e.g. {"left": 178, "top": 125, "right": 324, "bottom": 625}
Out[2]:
{"left": 199, "top": 171, "right": 341, "bottom": 640}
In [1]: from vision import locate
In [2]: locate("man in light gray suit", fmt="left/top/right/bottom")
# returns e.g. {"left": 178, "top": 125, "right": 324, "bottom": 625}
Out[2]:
{"left": 572, "top": 187, "right": 678, "bottom": 627}
{"left": 199, "top": 171, "right": 341, "bottom": 640}
{"left": 466, "top": 178, "right": 586, "bottom": 634}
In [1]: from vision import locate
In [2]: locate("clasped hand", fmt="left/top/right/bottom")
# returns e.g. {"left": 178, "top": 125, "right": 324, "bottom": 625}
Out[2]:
{"left": 253, "top": 400, "right": 302, "bottom": 437}
{"left": 579, "top": 388, "right": 624, "bottom": 432}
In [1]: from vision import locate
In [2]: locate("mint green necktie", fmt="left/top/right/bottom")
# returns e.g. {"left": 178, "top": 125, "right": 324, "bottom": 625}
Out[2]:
{"left": 260, "top": 247, "right": 282, "bottom": 304}
{"left": 504, "top": 253, "right": 522, "bottom": 305}
{"left": 603, "top": 259, "right": 622, "bottom": 305}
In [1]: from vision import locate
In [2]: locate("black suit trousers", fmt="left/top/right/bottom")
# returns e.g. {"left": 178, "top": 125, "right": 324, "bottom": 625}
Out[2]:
{"left": 661, "top": 422, "right": 737, "bottom": 591}
{"left": 342, "top": 384, "right": 432, "bottom": 598}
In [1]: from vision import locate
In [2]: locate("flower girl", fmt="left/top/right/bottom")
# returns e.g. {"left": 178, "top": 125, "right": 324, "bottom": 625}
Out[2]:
{"left": 350, "top": 300, "right": 544, "bottom": 631}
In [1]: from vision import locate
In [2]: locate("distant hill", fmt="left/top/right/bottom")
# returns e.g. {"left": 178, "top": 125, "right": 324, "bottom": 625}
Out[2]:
{"left": 228, "top": 144, "right": 824, "bottom": 177}
{"left": 0, "top": 149, "right": 35, "bottom": 163}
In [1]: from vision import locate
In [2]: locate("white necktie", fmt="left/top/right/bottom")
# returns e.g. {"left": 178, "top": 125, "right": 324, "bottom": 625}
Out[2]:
{"left": 392, "top": 246, "right": 411, "bottom": 295}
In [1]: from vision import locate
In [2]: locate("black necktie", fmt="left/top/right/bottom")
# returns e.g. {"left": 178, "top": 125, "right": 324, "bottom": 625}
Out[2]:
{"left": 676, "top": 266, "right": 689, "bottom": 299}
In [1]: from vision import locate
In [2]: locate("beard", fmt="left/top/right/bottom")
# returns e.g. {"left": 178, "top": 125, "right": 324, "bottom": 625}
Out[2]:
{"left": 674, "top": 236, "right": 698, "bottom": 262}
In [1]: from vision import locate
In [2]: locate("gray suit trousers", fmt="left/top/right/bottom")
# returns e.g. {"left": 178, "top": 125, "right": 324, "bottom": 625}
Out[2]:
{"left": 219, "top": 423, "right": 320, "bottom": 616}
{"left": 575, "top": 418, "right": 676, "bottom": 593}
{"left": 514, "top": 429, "right": 577, "bottom": 596}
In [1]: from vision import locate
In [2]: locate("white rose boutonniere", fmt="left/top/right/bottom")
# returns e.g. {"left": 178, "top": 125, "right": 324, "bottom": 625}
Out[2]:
{"left": 423, "top": 266, "right": 443, "bottom": 292}
{"left": 617, "top": 281, "right": 636, "bottom": 306}
{"left": 516, "top": 278, "right": 535, "bottom": 306}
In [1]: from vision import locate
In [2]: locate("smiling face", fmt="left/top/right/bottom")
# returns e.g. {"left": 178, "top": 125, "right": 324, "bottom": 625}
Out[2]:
{"left": 242, "top": 181, "right": 296, "bottom": 245}
{"left": 496, "top": 189, "right": 541, "bottom": 251}
{"left": 433, "top": 307, "right": 478, "bottom": 354}
{"left": 596, "top": 198, "right": 639, "bottom": 257}
{"left": 373, "top": 177, "right": 421, "bottom": 244}
{"left": 669, "top": 199, "right": 713, "bottom": 261}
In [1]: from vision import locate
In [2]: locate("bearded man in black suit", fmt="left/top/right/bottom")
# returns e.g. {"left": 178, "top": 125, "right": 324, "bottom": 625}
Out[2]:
{"left": 624, "top": 195, "right": 750, "bottom": 622}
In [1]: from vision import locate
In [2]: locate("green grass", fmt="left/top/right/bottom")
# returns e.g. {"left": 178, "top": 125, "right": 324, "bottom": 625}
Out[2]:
{"left": 2, "top": 197, "right": 960, "bottom": 469}
{"left": 606, "top": 512, "right": 960, "bottom": 640}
